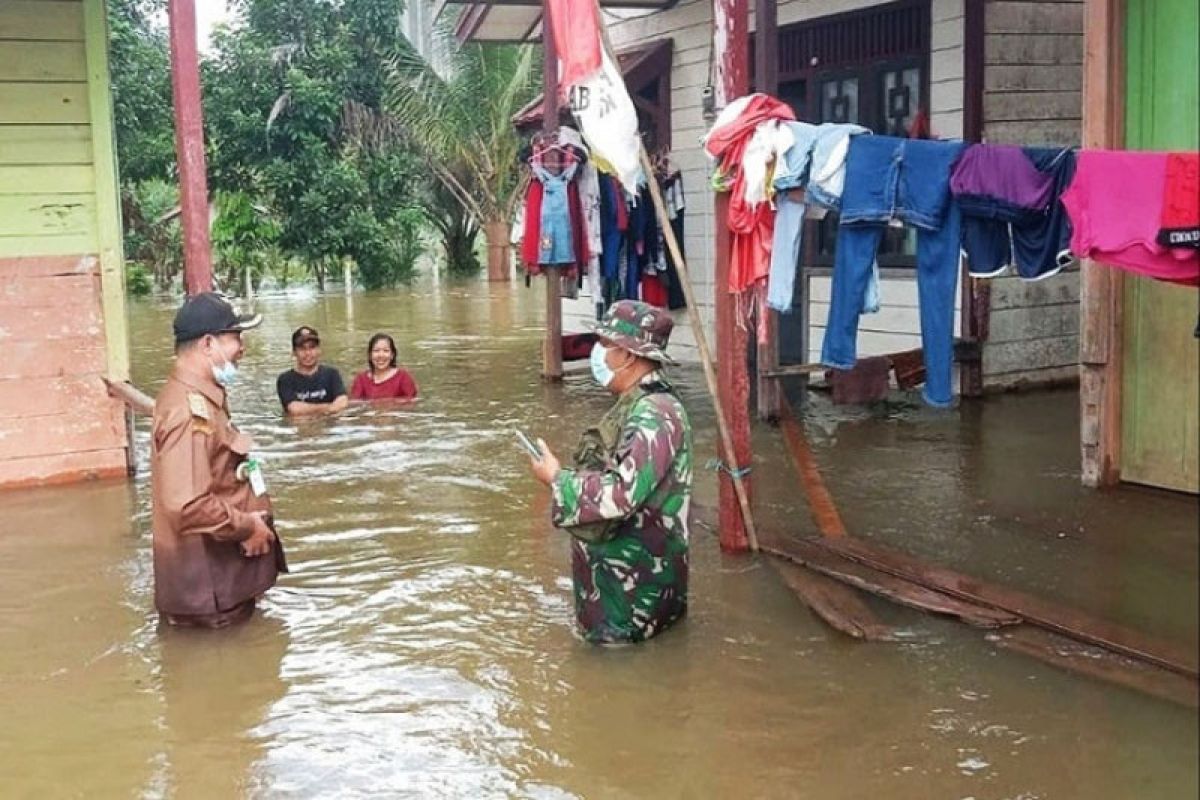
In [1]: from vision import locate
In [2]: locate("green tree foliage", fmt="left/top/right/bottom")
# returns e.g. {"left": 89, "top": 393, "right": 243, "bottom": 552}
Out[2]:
{"left": 107, "top": 0, "right": 175, "bottom": 184}
{"left": 383, "top": 36, "right": 539, "bottom": 276}
{"left": 205, "top": 0, "right": 424, "bottom": 288}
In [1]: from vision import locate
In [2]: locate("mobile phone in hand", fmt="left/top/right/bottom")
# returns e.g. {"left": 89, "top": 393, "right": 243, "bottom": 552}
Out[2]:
{"left": 514, "top": 429, "right": 543, "bottom": 460}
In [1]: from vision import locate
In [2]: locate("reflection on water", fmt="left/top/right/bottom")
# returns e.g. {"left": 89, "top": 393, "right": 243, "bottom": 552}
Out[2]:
{"left": 0, "top": 282, "right": 1195, "bottom": 798}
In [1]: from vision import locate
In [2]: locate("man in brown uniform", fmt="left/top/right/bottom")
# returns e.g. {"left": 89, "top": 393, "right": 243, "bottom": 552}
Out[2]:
{"left": 152, "top": 292, "right": 285, "bottom": 628}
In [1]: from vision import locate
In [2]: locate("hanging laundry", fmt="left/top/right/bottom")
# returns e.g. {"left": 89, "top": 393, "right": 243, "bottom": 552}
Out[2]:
{"left": 532, "top": 161, "right": 579, "bottom": 265}
{"left": 660, "top": 169, "right": 688, "bottom": 309}
{"left": 577, "top": 160, "right": 604, "bottom": 298}
{"left": 1158, "top": 152, "right": 1200, "bottom": 249}
{"left": 951, "top": 144, "right": 1077, "bottom": 281}
{"left": 543, "top": 0, "right": 602, "bottom": 93}
{"left": 521, "top": 179, "right": 544, "bottom": 270}
{"left": 767, "top": 122, "right": 871, "bottom": 313}
{"left": 821, "top": 135, "right": 967, "bottom": 408}
{"left": 1061, "top": 151, "right": 1199, "bottom": 286}
{"left": 702, "top": 93, "right": 796, "bottom": 296}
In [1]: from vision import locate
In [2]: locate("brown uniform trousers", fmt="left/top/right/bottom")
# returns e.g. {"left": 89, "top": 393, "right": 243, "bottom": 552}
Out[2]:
{"left": 151, "top": 366, "right": 285, "bottom": 627}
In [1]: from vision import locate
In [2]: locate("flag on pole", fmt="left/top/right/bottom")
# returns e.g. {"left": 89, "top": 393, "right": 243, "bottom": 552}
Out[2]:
{"left": 545, "top": 0, "right": 643, "bottom": 194}
{"left": 545, "top": 0, "right": 603, "bottom": 93}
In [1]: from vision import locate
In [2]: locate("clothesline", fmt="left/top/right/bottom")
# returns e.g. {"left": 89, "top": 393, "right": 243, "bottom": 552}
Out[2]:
{"left": 703, "top": 92, "right": 1200, "bottom": 408}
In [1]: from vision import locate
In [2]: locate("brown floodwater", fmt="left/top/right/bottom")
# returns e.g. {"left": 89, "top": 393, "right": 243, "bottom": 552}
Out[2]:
{"left": 1, "top": 282, "right": 1196, "bottom": 798}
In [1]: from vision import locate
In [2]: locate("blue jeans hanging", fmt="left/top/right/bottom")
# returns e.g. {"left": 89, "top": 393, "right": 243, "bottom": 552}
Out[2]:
{"left": 821, "top": 136, "right": 966, "bottom": 408}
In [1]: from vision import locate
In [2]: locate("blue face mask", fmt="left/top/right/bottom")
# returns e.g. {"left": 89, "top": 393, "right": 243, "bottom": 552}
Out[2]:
{"left": 589, "top": 342, "right": 614, "bottom": 388}
{"left": 212, "top": 360, "right": 238, "bottom": 387}
{"left": 207, "top": 338, "right": 239, "bottom": 387}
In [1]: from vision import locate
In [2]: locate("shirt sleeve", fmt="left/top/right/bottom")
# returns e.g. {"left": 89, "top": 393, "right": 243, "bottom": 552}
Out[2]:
{"left": 349, "top": 372, "right": 367, "bottom": 400}
{"left": 154, "top": 407, "right": 255, "bottom": 541}
{"left": 551, "top": 395, "right": 684, "bottom": 533}
{"left": 400, "top": 371, "right": 418, "bottom": 399}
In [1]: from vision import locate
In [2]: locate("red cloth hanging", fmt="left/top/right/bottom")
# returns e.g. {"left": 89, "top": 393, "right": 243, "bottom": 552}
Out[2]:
{"left": 521, "top": 180, "right": 544, "bottom": 272}
{"left": 703, "top": 94, "right": 795, "bottom": 295}
{"left": 641, "top": 274, "right": 669, "bottom": 307}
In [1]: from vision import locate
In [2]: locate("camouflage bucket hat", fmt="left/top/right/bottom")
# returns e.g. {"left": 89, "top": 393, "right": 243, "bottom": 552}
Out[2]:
{"left": 587, "top": 300, "right": 677, "bottom": 365}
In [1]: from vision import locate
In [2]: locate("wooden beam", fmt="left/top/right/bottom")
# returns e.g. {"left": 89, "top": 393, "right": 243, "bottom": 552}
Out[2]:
{"left": 809, "top": 533, "right": 1199, "bottom": 679}
{"left": 960, "top": 0, "right": 988, "bottom": 399}
{"left": 83, "top": 0, "right": 130, "bottom": 383}
{"left": 1079, "top": 0, "right": 1125, "bottom": 487}
{"left": 753, "top": 0, "right": 781, "bottom": 422}
{"left": 539, "top": 0, "right": 562, "bottom": 381}
{"left": 713, "top": 0, "right": 752, "bottom": 552}
{"left": 167, "top": 0, "right": 214, "bottom": 296}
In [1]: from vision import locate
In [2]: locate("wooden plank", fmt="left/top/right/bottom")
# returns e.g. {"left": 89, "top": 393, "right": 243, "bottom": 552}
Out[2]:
{"left": 0, "top": 299, "right": 104, "bottom": 342}
{"left": 762, "top": 535, "right": 1023, "bottom": 629}
{"left": 0, "top": 400, "right": 125, "bottom": 461}
{"left": 778, "top": 396, "right": 846, "bottom": 537}
{"left": 0, "top": 83, "right": 90, "bottom": 124}
{"left": 0, "top": 337, "right": 107, "bottom": 381}
{"left": 986, "top": 1, "right": 1084, "bottom": 34}
{"left": 988, "top": 273, "right": 1080, "bottom": 310}
{"left": 0, "top": 374, "right": 110, "bottom": 418}
{"left": 0, "top": 254, "right": 97, "bottom": 278}
{"left": 771, "top": 560, "right": 896, "bottom": 641}
{"left": 0, "top": 125, "right": 93, "bottom": 166}
{"left": 984, "top": 90, "right": 1083, "bottom": 121}
{"left": 0, "top": 165, "right": 95, "bottom": 195}
{"left": 83, "top": 0, "right": 130, "bottom": 382}
{"left": 0, "top": 272, "right": 98, "bottom": 308}
{"left": 981, "top": 118, "right": 1081, "bottom": 146}
{"left": 1078, "top": 0, "right": 1124, "bottom": 487}
{"left": 0, "top": 40, "right": 87, "bottom": 81}
{"left": 985, "top": 33, "right": 1083, "bottom": 65}
{"left": 0, "top": 194, "right": 97, "bottom": 237}
{"left": 0, "top": 233, "right": 97, "bottom": 258}
{"left": 0, "top": 447, "right": 127, "bottom": 490}
{"left": 0, "top": 1, "right": 85, "bottom": 41}
{"left": 808, "top": 534, "right": 1200, "bottom": 678}
{"left": 993, "top": 626, "right": 1198, "bottom": 709}
{"left": 985, "top": 65, "right": 1083, "bottom": 92}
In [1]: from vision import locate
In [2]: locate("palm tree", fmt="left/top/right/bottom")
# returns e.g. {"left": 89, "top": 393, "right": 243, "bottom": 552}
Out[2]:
{"left": 382, "top": 37, "right": 538, "bottom": 280}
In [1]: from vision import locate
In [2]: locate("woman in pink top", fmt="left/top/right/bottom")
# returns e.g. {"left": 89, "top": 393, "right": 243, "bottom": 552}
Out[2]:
{"left": 349, "top": 333, "right": 419, "bottom": 401}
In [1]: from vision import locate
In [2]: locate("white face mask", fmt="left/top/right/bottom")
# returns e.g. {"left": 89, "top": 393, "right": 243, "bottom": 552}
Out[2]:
{"left": 589, "top": 342, "right": 614, "bottom": 387}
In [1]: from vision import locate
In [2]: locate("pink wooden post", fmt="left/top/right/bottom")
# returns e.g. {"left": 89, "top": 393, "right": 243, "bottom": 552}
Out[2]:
{"left": 167, "top": 0, "right": 214, "bottom": 296}
{"left": 713, "top": 0, "right": 752, "bottom": 552}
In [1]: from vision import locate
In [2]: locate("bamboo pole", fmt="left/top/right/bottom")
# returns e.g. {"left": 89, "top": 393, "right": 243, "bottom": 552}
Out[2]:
{"left": 637, "top": 145, "right": 759, "bottom": 552}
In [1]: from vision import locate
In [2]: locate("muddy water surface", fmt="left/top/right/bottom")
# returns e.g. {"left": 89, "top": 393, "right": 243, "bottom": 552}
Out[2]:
{"left": 0, "top": 283, "right": 1196, "bottom": 799}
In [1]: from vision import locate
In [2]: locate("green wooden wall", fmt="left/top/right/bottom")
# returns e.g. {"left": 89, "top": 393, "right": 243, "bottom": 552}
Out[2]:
{"left": 1120, "top": 0, "right": 1200, "bottom": 493}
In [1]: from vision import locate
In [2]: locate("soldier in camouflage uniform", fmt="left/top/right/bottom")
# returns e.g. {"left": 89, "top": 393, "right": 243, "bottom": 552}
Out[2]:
{"left": 529, "top": 300, "right": 692, "bottom": 644}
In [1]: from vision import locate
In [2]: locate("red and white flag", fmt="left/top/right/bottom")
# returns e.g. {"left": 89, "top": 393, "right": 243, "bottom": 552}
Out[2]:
{"left": 545, "top": 0, "right": 643, "bottom": 194}
{"left": 545, "top": 0, "right": 603, "bottom": 92}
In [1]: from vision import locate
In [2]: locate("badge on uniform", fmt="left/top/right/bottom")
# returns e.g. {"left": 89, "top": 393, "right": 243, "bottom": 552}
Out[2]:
{"left": 188, "top": 392, "right": 213, "bottom": 434}
{"left": 236, "top": 457, "right": 268, "bottom": 497}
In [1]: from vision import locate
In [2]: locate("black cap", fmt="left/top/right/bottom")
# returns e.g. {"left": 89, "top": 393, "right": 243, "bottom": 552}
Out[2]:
{"left": 291, "top": 326, "right": 321, "bottom": 349}
{"left": 173, "top": 292, "right": 262, "bottom": 344}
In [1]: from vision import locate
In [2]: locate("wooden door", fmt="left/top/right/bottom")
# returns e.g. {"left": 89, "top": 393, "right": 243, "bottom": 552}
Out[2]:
{"left": 1120, "top": 0, "right": 1200, "bottom": 493}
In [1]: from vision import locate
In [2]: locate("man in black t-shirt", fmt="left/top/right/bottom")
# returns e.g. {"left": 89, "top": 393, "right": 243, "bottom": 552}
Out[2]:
{"left": 276, "top": 326, "right": 349, "bottom": 416}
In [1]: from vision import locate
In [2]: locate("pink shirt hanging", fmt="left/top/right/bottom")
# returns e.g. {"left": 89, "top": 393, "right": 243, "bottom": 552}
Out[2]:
{"left": 1062, "top": 151, "right": 1199, "bottom": 286}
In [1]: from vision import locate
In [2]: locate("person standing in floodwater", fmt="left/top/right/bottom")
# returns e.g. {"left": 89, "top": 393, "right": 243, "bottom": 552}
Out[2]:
{"left": 276, "top": 326, "right": 349, "bottom": 416}
{"left": 528, "top": 300, "right": 692, "bottom": 644}
{"left": 151, "top": 293, "right": 286, "bottom": 628}
{"left": 349, "top": 333, "right": 419, "bottom": 401}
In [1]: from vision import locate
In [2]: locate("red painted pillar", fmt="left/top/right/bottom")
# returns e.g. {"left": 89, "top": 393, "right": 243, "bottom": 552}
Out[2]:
{"left": 713, "top": 0, "right": 751, "bottom": 552}
{"left": 167, "top": 0, "right": 214, "bottom": 296}
{"left": 541, "top": 0, "right": 564, "bottom": 380}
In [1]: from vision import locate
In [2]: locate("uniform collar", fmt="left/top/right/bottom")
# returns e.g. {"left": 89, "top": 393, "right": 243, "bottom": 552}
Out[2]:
{"left": 172, "top": 362, "right": 226, "bottom": 407}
